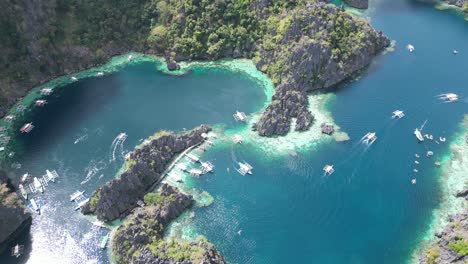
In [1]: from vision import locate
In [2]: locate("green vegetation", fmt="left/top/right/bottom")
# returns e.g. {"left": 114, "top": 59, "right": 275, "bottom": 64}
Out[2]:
{"left": 88, "top": 188, "right": 101, "bottom": 210}
{"left": 425, "top": 246, "right": 440, "bottom": 264}
{"left": 148, "top": 238, "right": 208, "bottom": 262}
{"left": 449, "top": 240, "right": 468, "bottom": 256}
{"left": 144, "top": 192, "right": 176, "bottom": 206}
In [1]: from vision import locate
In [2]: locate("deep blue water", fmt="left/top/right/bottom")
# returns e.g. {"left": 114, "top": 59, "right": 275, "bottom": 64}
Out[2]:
{"left": 1, "top": 0, "right": 468, "bottom": 263}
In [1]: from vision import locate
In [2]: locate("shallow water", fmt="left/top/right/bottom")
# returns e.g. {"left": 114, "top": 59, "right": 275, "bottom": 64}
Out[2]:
{"left": 2, "top": 0, "right": 468, "bottom": 263}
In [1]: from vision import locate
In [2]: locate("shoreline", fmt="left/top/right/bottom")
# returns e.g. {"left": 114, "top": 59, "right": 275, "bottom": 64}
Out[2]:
{"left": 411, "top": 115, "right": 468, "bottom": 263}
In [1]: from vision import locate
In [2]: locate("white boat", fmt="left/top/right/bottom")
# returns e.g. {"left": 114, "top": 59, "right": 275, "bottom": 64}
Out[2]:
{"left": 236, "top": 162, "right": 253, "bottom": 176}
{"left": 414, "top": 129, "right": 424, "bottom": 142}
{"left": 426, "top": 151, "right": 434, "bottom": 157}
{"left": 40, "top": 88, "right": 53, "bottom": 95}
{"left": 74, "top": 198, "right": 89, "bottom": 210}
{"left": 176, "top": 163, "right": 187, "bottom": 171}
{"left": 33, "top": 177, "right": 43, "bottom": 193}
{"left": 46, "top": 170, "right": 58, "bottom": 183}
{"left": 413, "top": 169, "right": 418, "bottom": 173}
{"left": 453, "top": 49, "right": 459, "bottom": 55}
{"left": 189, "top": 169, "right": 203, "bottom": 176}
{"left": 435, "top": 162, "right": 441, "bottom": 167}
{"left": 407, "top": 44, "right": 415, "bottom": 52}
{"left": 11, "top": 244, "right": 24, "bottom": 258}
{"left": 437, "top": 93, "right": 459, "bottom": 102}
{"left": 439, "top": 137, "right": 446, "bottom": 142}
{"left": 128, "top": 55, "right": 134, "bottom": 61}
{"left": 97, "top": 72, "right": 104, "bottom": 76}
{"left": 92, "top": 220, "right": 106, "bottom": 228}
{"left": 35, "top": 100, "right": 47, "bottom": 106}
{"left": 323, "top": 165, "right": 335, "bottom": 176}
{"left": 411, "top": 179, "right": 417, "bottom": 185}
{"left": 415, "top": 154, "right": 420, "bottom": 158}
{"left": 233, "top": 111, "right": 247, "bottom": 122}
{"left": 19, "top": 184, "right": 28, "bottom": 200}
{"left": 30, "top": 198, "right": 40, "bottom": 214}
{"left": 414, "top": 160, "right": 419, "bottom": 164}
{"left": 20, "top": 173, "right": 29, "bottom": 183}
{"left": 100, "top": 234, "right": 109, "bottom": 249}
{"left": 0, "top": 147, "right": 4, "bottom": 152}
{"left": 392, "top": 110, "right": 405, "bottom": 119}
{"left": 20, "top": 122, "right": 34, "bottom": 133}
{"left": 71, "top": 76, "right": 78, "bottom": 81}
{"left": 70, "top": 191, "right": 85, "bottom": 202}
{"left": 362, "top": 132, "right": 377, "bottom": 144}
{"left": 201, "top": 161, "right": 215, "bottom": 173}
{"left": 117, "top": 132, "right": 127, "bottom": 140}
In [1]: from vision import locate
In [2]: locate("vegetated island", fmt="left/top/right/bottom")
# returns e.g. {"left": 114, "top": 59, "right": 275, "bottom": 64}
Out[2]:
{"left": 1, "top": 0, "right": 388, "bottom": 137}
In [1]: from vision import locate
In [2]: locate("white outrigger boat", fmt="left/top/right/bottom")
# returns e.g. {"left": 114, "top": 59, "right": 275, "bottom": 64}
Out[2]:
{"left": 11, "top": 244, "right": 24, "bottom": 258}
{"left": 362, "top": 132, "right": 377, "bottom": 145}
{"left": 201, "top": 161, "right": 215, "bottom": 173}
{"left": 411, "top": 179, "right": 417, "bottom": 185}
{"left": 74, "top": 198, "right": 89, "bottom": 211}
{"left": 97, "top": 72, "right": 104, "bottom": 77}
{"left": 233, "top": 111, "right": 247, "bottom": 122}
{"left": 30, "top": 198, "right": 40, "bottom": 214}
{"left": 71, "top": 76, "right": 78, "bottom": 81}
{"left": 35, "top": 100, "right": 47, "bottom": 106}
{"left": 46, "top": 169, "right": 59, "bottom": 183}
{"left": 414, "top": 128, "right": 424, "bottom": 142}
{"left": 19, "top": 184, "right": 28, "bottom": 200}
{"left": 323, "top": 165, "right": 335, "bottom": 176}
{"left": 20, "top": 122, "right": 34, "bottom": 133}
{"left": 437, "top": 93, "right": 459, "bottom": 103}
{"left": 236, "top": 162, "right": 253, "bottom": 176}
{"left": 100, "top": 234, "right": 110, "bottom": 249}
{"left": 33, "top": 177, "right": 44, "bottom": 193}
{"left": 407, "top": 44, "right": 415, "bottom": 52}
{"left": 392, "top": 110, "right": 405, "bottom": 119}
{"left": 40, "top": 88, "right": 53, "bottom": 95}
{"left": 70, "top": 190, "right": 85, "bottom": 202}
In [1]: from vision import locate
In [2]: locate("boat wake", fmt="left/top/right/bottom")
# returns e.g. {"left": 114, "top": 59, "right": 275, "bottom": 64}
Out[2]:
{"left": 109, "top": 133, "right": 127, "bottom": 163}
{"left": 74, "top": 134, "right": 88, "bottom": 144}
{"left": 81, "top": 159, "right": 107, "bottom": 185}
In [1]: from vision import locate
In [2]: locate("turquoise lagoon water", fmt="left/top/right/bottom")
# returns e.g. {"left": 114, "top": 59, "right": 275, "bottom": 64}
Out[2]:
{"left": 2, "top": 0, "right": 468, "bottom": 263}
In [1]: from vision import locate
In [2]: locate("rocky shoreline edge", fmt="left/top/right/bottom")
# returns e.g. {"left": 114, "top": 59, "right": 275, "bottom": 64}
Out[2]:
{"left": 418, "top": 115, "right": 468, "bottom": 264}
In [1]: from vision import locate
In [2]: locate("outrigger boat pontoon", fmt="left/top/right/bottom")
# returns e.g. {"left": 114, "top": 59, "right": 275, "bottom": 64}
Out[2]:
{"left": 362, "top": 132, "right": 377, "bottom": 145}
{"left": 20, "top": 123, "right": 34, "bottom": 133}
{"left": 323, "top": 165, "right": 335, "bottom": 176}
{"left": 40, "top": 88, "right": 53, "bottom": 95}
{"left": 11, "top": 244, "right": 24, "bottom": 258}
{"left": 33, "top": 177, "right": 44, "bottom": 193}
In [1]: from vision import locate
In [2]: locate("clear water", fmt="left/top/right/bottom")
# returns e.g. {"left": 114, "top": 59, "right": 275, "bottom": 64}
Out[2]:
{"left": 2, "top": 0, "right": 468, "bottom": 263}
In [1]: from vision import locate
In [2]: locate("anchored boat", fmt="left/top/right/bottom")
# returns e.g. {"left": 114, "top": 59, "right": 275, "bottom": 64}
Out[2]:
{"left": 233, "top": 111, "right": 247, "bottom": 122}
{"left": 323, "top": 165, "right": 335, "bottom": 176}
{"left": 20, "top": 123, "right": 34, "bottom": 133}
{"left": 70, "top": 190, "right": 85, "bottom": 202}
{"left": 392, "top": 110, "right": 405, "bottom": 119}
{"left": 236, "top": 162, "right": 253, "bottom": 176}
{"left": 11, "top": 244, "right": 24, "bottom": 258}
{"left": 100, "top": 234, "right": 109, "bottom": 249}
{"left": 30, "top": 198, "right": 40, "bottom": 214}
{"left": 414, "top": 129, "right": 424, "bottom": 142}
{"left": 33, "top": 177, "right": 43, "bottom": 193}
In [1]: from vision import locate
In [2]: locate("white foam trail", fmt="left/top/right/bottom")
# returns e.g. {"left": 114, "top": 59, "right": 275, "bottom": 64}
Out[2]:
{"left": 74, "top": 134, "right": 88, "bottom": 144}
{"left": 81, "top": 159, "right": 107, "bottom": 185}
{"left": 109, "top": 133, "right": 127, "bottom": 163}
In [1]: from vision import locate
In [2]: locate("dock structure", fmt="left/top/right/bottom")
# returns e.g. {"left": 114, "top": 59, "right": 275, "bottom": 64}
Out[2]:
{"left": 321, "top": 123, "right": 334, "bottom": 135}
{"left": 40, "top": 88, "right": 53, "bottom": 95}
{"left": 233, "top": 111, "right": 247, "bottom": 122}
{"left": 185, "top": 153, "right": 200, "bottom": 163}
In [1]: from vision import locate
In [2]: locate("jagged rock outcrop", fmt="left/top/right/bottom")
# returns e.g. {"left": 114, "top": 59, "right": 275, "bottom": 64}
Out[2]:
{"left": 344, "top": 0, "right": 369, "bottom": 9}
{"left": 81, "top": 125, "right": 211, "bottom": 222}
{"left": 0, "top": 169, "right": 32, "bottom": 254}
{"left": 254, "top": 2, "right": 389, "bottom": 136}
{"left": 112, "top": 184, "right": 225, "bottom": 264}
{"left": 419, "top": 212, "right": 468, "bottom": 264}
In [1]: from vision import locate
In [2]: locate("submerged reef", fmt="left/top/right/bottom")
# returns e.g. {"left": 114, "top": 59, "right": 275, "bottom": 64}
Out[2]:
{"left": 112, "top": 184, "right": 225, "bottom": 264}
{"left": 1, "top": 0, "right": 388, "bottom": 137}
{"left": 419, "top": 116, "right": 468, "bottom": 264}
{"left": 0, "top": 169, "right": 31, "bottom": 255}
{"left": 343, "top": 0, "right": 369, "bottom": 9}
{"left": 81, "top": 125, "right": 211, "bottom": 222}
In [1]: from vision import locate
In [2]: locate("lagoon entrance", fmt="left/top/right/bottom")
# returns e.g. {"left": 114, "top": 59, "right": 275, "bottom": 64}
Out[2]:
{"left": 2, "top": 0, "right": 468, "bottom": 263}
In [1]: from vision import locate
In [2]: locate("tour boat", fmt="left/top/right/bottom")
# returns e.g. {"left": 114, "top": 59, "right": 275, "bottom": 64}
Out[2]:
{"left": 74, "top": 198, "right": 89, "bottom": 211}
{"left": 201, "top": 161, "right": 215, "bottom": 173}
{"left": 323, "top": 165, "right": 335, "bottom": 176}
{"left": 407, "top": 44, "right": 415, "bottom": 52}
{"left": 415, "top": 154, "right": 420, "bottom": 158}
{"left": 236, "top": 162, "right": 253, "bottom": 176}
{"left": 11, "top": 244, "right": 24, "bottom": 258}
{"left": 30, "top": 198, "right": 40, "bottom": 214}
{"left": 362, "top": 132, "right": 377, "bottom": 144}
{"left": 439, "top": 137, "right": 446, "bottom": 142}
{"left": 100, "top": 234, "right": 109, "bottom": 249}
{"left": 189, "top": 169, "right": 203, "bottom": 177}
{"left": 20, "top": 123, "right": 34, "bottom": 133}
{"left": 33, "top": 177, "right": 43, "bottom": 193}
{"left": 97, "top": 72, "right": 104, "bottom": 76}
{"left": 176, "top": 163, "right": 187, "bottom": 172}
{"left": 128, "top": 55, "right": 133, "bottom": 61}
{"left": 233, "top": 134, "right": 243, "bottom": 144}
{"left": 413, "top": 169, "right": 418, "bottom": 173}
{"left": 453, "top": 49, "right": 459, "bottom": 55}
{"left": 71, "top": 76, "right": 78, "bottom": 81}
{"left": 414, "top": 129, "right": 424, "bottom": 142}
{"left": 411, "top": 179, "right": 417, "bottom": 185}
{"left": 40, "top": 88, "right": 53, "bottom": 95}
{"left": 70, "top": 190, "right": 85, "bottom": 202}
{"left": 437, "top": 93, "right": 459, "bottom": 102}
{"left": 35, "top": 100, "right": 47, "bottom": 106}
{"left": 233, "top": 111, "right": 247, "bottom": 122}
{"left": 392, "top": 110, "right": 405, "bottom": 119}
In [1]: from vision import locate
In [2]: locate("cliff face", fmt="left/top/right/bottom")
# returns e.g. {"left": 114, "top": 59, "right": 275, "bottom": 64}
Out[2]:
{"left": 81, "top": 125, "right": 211, "bottom": 222}
{"left": 0, "top": 0, "right": 388, "bottom": 138}
{"left": 112, "top": 184, "right": 225, "bottom": 264}
{"left": 0, "top": 170, "right": 32, "bottom": 254}
{"left": 253, "top": 2, "right": 389, "bottom": 136}
{"left": 344, "top": 0, "right": 369, "bottom": 9}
